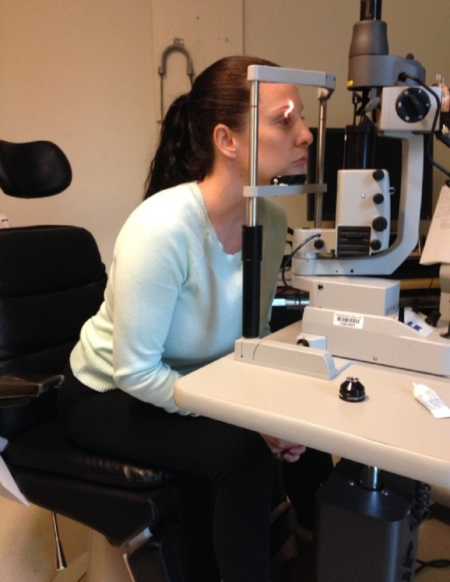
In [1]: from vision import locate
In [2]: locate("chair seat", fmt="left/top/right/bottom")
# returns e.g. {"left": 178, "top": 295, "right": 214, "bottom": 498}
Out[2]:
{"left": 3, "top": 421, "right": 182, "bottom": 544}
{"left": 4, "top": 420, "right": 173, "bottom": 490}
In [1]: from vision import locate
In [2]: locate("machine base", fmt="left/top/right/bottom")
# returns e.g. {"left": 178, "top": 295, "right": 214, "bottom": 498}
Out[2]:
{"left": 316, "top": 460, "right": 420, "bottom": 582}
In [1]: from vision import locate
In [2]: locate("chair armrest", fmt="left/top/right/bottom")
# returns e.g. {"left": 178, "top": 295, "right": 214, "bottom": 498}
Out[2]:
{"left": 0, "top": 374, "right": 64, "bottom": 400}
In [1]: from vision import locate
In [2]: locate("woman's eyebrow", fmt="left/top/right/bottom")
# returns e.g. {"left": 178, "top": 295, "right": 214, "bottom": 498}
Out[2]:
{"left": 271, "top": 99, "right": 295, "bottom": 117}
{"left": 283, "top": 100, "right": 295, "bottom": 118}
{"left": 270, "top": 99, "right": 303, "bottom": 116}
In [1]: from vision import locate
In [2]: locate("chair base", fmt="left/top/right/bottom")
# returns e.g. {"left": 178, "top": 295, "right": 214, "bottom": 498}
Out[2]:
{"left": 86, "top": 531, "right": 131, "bottom": 582}
{"left": 51, "top": 531, "right": 132, "bottom": 582}
{"left": 51, "top": 553, "right": 88, "bottom": 582}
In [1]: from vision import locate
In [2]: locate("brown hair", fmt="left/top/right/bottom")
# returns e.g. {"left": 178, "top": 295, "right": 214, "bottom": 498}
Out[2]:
{"left": 144, "top": 55, "right": 276, "bottom": 198}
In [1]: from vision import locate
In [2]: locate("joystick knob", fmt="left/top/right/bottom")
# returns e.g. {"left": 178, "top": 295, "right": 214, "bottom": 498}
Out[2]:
{"left": 339, "top": 377, "right": 366, "bottom": 402}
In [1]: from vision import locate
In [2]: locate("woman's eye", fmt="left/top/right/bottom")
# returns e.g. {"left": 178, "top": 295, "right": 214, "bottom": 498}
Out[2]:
{"left": 278, "top": 115, "right": 292, "bottom": 127}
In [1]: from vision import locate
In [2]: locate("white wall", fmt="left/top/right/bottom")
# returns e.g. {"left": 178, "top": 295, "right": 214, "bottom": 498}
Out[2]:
{"left": 0, "top": 0, "right": 242, "bottom": 266}
{"left": 0, "top": 0, "right": 448, "bottom": 263}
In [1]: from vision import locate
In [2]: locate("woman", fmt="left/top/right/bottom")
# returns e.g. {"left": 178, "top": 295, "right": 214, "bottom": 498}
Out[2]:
{"left": 60, "top": 55, "right": 326, "bottom": 582}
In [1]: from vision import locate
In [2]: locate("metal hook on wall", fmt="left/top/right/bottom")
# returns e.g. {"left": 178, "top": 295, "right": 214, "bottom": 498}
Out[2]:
{"left": 158, "top": 38, "right": 195, "bottom": 122}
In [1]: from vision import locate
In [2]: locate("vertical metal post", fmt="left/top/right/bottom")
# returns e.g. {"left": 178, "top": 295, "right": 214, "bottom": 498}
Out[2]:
{"left": 242, "top": 79, "right": 263, "bottom": 338}
{"left": 247, "top": 81, "right": 260, "bottom": 227}
{"left": 51, "top": 512, "right": 68, "bottom": 571}
{"left": 314, "top": 90, "right": 328, "bottom": 228}
{"left": 360, "top": 0, "right": 382, "bottom": 20}
{"left": 360, "top": 465, "right": 382, "bottom": 490}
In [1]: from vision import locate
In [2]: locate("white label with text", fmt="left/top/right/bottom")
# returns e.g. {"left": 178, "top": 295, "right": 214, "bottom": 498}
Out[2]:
{"left": 333, "top": 311, "right": 364, "bottom": 330}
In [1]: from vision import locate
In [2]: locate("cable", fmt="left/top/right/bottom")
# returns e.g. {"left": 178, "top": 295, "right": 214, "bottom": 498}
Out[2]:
{"left": 280, "top": 233, "right": 322, "bottom": 289}
{"left": 398, "top": 73, "right": 450, "bottom": 179}
{"left": 411, "top": 480, "right": 450, "bottom": 576}
{"left": 290, "top": 232, "right": 322, "bottom": 259}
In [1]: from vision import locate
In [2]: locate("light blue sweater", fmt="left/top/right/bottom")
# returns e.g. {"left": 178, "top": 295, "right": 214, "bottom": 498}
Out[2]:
{"left": 70, "top": 182, "right": 287, "bottom": 414}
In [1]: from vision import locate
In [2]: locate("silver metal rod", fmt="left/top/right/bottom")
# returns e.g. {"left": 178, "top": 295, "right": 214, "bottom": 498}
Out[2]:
{"left": 314, "top": 91, "right": 328, "bottom": 227}
{"left": 360, "top": 465, "right": 381, "bottom": 490}
{"left": 51, "top": 512, "right": 68, "bottom": 571}
{"left": 246, "top": 80, "right": 260, "bottom": 227}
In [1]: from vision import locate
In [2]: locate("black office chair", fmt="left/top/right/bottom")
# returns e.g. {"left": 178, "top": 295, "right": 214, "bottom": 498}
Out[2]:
{"left": 0, "top": 141, "right": 187, "bottom": 582}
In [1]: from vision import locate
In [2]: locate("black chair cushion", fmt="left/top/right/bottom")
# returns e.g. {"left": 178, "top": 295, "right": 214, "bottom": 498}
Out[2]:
{"left": 8, "top": 466, "right": 181, "bottom": 544}
{"left": 4, "top": 420, "right": 173, "bottom": 491}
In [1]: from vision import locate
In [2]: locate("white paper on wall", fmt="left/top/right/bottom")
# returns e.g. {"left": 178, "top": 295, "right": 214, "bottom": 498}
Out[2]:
{"left": 421, "top": 185, "right": 450, "bottom": 265}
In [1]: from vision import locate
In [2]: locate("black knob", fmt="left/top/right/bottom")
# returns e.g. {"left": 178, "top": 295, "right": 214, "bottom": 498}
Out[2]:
{"left": 373, "top": 193, "right": 384, "bottom": 204}
{"left": 372, "top": 169, "right": 384, "bottom": 182}
{"left": 314, "top": 239, "right": 325, "bottom": 250}
{"left": 339, "top": 377, "right": 366, "bottom": 402}
{"left": 372, "top": 216, "right": 388, "bottom": 232}
{"left": 370, "top": 239, "right": 382, "bottom": 251}
{"left": 296, "top": 338, "right": 310, "bottom": 347}
{"left": 396, "top": 87, "right": 431, "bottom": 123}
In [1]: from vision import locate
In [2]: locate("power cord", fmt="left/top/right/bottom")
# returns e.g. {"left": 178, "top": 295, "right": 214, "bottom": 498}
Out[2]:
{"left": 411, "top": 481, "right": 450, "bottom": 576}
{"left": 280, "top": 232, "right": 321, "bottom": 289}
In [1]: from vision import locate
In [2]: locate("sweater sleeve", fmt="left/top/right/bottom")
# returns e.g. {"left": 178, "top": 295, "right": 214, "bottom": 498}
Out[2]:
{"left": 109, "top": 208, "right": 191, "bottom": 415}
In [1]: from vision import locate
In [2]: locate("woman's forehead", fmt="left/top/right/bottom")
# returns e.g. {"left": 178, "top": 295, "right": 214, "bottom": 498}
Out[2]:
{"left": 259, "top": 83, "right": 303, "bottom": 111}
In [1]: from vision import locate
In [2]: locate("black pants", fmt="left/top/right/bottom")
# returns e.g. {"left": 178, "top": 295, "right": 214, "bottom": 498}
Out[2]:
{"left": 59, "top": 368, "right": 332, "bottom": 582}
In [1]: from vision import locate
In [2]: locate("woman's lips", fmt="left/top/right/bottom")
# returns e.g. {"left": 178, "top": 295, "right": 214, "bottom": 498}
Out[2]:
{"left": 292, "top": 157, "right": 308, "bottom": 169}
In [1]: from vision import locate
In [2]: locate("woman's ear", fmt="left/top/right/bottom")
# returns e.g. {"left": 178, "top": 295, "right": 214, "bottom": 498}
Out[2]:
{"left": 213, "top": 124, "right": 239, "bottom": 160}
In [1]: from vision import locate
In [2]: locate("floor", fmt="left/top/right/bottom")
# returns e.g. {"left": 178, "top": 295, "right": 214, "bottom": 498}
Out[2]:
{"left": 0, "top": 494, "right": 449, "bottom": 582}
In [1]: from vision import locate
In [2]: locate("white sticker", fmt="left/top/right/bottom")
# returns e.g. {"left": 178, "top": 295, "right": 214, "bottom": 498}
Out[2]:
{"left": 333, "top": 311, "right": 364, "bottom": 330}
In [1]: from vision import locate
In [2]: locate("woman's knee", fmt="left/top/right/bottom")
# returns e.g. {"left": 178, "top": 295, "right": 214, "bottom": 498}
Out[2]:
{"left": 211, "top": 424, "right": 274, "bottom": 478}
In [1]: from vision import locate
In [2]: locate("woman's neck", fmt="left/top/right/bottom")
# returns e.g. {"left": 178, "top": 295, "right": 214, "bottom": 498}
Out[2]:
{"left": 198, "top": 169, "right": 246, "bottom": 254}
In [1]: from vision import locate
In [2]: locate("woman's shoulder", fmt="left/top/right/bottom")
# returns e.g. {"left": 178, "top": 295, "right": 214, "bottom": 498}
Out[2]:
{"left": 136, "top": 182, "right": 201, "bottom": 221}
{"left": 121, "top": 182, "right": 203, "bottom": 239}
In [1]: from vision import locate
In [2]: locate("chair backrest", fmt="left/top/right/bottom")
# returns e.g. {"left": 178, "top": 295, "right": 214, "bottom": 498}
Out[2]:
{"left": 0, "top": 225, "right": 106, "bottom": 375}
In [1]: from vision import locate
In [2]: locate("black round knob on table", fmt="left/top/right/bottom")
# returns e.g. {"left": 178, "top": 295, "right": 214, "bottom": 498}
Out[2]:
{"left": 339, "top": 377, "right": 366, "bottom": 402}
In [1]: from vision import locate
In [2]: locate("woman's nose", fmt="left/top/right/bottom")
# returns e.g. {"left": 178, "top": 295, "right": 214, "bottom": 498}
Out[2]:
{"left": 296, "top": 121, "right": 314, "bottom": 147}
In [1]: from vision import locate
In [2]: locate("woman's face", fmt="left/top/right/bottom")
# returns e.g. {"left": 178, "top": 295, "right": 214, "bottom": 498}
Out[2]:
{"left": 237, "top": 83, "right": 314, "bottom": 185}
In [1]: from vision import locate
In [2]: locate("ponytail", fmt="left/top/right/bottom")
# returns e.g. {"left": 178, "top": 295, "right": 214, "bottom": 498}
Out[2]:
{"left": 144, "top": 56, "right": 277, "bottom": 199}
{"left": 145, "top": 93, "right": 195, "bottom": 198}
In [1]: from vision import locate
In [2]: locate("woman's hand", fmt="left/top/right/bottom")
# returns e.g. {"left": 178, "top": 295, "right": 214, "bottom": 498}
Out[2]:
{"left": 261, "top": 433, "right": 306, "bottom": 463}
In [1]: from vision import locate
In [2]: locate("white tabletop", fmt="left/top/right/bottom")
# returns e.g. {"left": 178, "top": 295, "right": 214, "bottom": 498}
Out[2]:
{"left": 176, "top": 324, "right": 450, "bottom": 489}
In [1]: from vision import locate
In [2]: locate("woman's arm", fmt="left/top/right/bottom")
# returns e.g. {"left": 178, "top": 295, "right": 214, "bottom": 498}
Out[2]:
{"left": 110, "top": 206, "right": 191, "bottom": 414}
